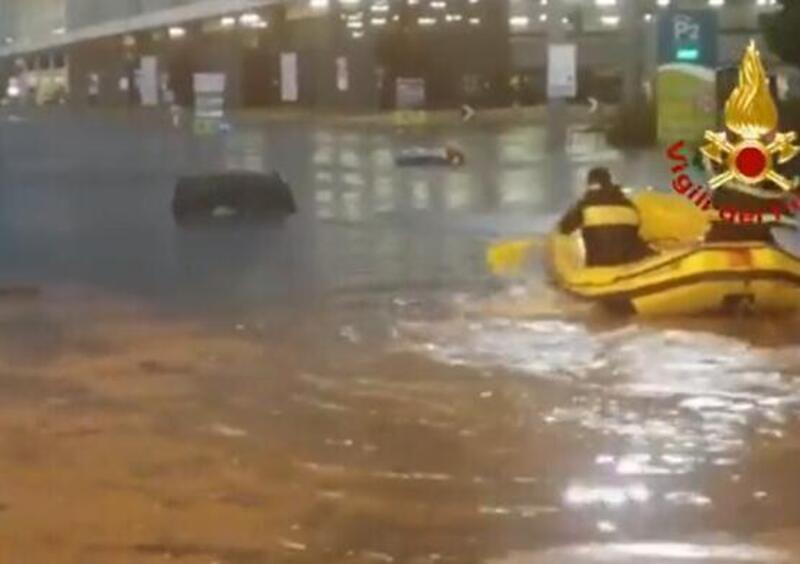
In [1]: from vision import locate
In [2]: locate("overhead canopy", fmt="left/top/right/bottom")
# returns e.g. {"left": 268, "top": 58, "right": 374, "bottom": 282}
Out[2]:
{"left": 0, "top": 0, "right": 279, "bottom": 58}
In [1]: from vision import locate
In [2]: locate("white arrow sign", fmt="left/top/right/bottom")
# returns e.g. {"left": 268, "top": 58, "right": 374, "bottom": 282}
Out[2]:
{"left": 461, "top": 104, "right": 476, "bottom": 122}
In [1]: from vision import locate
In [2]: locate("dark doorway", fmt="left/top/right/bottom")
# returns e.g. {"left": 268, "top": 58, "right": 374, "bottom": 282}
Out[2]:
{"left": 241, "top": 47, "right": 275, "bottom": 107}
{"left": 167, "top": 47, "right": 194, "bottom": 107}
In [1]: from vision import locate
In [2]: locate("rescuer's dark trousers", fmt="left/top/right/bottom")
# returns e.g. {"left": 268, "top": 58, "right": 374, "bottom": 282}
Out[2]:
{"left": 582, "top": 225, "right": 651, "bottom": 267}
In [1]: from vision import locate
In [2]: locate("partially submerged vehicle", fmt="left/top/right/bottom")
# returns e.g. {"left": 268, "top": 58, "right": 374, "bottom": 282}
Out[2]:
{"left": 395, "top": 146, "right": 465, "bottom": 167}
{"left": 172, "top": 171, "right": 296, "bottom": 225}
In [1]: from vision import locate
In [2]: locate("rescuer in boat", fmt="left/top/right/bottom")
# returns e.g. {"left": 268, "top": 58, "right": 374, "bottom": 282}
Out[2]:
{"left": 701, "top": 41, "right": 799, "bottom": 244}
{"left": 702, "top": 166, "right": 798, "bottom": 244}
{"left": 558, "top": 167, "right": 652, "bottom": 267}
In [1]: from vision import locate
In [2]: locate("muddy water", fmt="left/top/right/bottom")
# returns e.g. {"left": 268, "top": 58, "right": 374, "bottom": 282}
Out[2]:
{"left": 0, "top": 111, "right": 798, "bottom": 563}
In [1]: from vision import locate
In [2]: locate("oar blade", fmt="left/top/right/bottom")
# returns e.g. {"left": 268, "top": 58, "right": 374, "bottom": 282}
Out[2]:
{"left": 486, "top": 238, "right": 537, "bottom": 276}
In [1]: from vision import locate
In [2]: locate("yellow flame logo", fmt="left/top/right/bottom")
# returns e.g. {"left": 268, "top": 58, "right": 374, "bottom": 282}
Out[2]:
{"left": 724, "top": 40, "right": 778, "bottom": 139}
{"left": 702, "top": 40, "right": 799, "bottom": 192}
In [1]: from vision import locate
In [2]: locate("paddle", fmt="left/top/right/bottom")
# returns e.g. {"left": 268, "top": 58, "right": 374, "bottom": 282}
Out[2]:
{"left": 486, "top": 238, "right": 539, "bottom": 276}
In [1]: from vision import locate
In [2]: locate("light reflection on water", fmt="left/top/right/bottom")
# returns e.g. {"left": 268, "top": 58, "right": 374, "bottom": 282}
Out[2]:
{"left": 403, "top": 312, "right": 800, "bottom": 449}
{"left": 399, "top": 298, "right": 800, "bottom": 562}
{"left": 491, "top": 542, "right": 792, "bottom": 563}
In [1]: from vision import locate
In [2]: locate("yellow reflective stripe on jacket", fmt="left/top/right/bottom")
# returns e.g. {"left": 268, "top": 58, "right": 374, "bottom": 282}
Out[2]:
{"left": 582, "top": 205, "right": 640, "bottom": 227}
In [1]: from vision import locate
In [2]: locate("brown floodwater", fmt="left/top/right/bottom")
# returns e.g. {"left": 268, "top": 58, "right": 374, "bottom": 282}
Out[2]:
{"left": 0, "top": 110, "right": 799, "bottom": 563}
{"left": 2, "top": 282, "right": 800, "bottom": 564}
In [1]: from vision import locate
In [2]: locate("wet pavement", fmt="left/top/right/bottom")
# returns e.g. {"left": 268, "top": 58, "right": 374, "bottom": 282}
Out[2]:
{"left": 0, "top": 109, "right": 798, "bottom": 563}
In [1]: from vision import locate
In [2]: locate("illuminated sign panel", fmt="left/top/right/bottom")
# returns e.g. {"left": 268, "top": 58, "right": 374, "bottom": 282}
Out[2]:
{"left": 658, "top": 10, "right": 718, "bottom": 67}
{"left": 676, "top": 48, "right": 700, "bottom": 61}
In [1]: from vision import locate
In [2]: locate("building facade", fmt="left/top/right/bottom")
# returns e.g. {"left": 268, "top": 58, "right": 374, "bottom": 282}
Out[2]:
{"left": 508, "top": 0, "right": 786, "bottom": 105}
{"left": 0, "top": 0, "right": 787, "bottom": 110}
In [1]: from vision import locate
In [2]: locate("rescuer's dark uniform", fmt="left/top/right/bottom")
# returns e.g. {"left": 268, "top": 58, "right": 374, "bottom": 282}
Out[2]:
{"left": 704, "top": 159, "right": 798, "bottom": 244}
{"left": 558, "top": 168, "right": 651, "bottom": 267}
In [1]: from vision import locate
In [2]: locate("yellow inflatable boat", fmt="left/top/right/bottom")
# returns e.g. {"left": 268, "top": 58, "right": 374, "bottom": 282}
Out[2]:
{"left": 493, "top": 41, "right": 800, "bottom": 316}
{"left": 547, "top": 192, "right": 800, "bottom": 316}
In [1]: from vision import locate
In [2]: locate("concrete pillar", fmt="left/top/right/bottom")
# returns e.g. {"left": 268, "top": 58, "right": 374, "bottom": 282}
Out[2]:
{"left": 329, "top": 6, "right": 380, "bottom": 111}
{"left": 621, "top": 0, "right": 644, "bottom": 111}
{"left": 546, "top": 0, "right": 567, "bottom": 151}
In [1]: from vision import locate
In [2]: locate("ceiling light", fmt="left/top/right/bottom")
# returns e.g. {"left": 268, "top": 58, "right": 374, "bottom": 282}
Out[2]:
{"left": 510, "top": 16, "right": 530, "bottom": 27}
{"left": 239, "top": 12, "right": 261, "bottom": 25}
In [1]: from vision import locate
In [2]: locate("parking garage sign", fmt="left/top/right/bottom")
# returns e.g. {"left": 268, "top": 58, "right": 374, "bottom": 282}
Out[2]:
{"left": 658, "top": 10, "right": 718, "bottom": 67}
{"left": 656, "top": 10, "right": 718, "bottom": 145}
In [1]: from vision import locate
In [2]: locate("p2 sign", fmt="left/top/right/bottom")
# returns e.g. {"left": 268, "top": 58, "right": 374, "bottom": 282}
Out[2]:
{"left": 656, "top": 10, "right": 718, "bottom": 145}
{"left": 674, "top": 14, "right": 700, "bottom": 43}
{"left": 658, "top": 10, "right": 718, "bottom": 67}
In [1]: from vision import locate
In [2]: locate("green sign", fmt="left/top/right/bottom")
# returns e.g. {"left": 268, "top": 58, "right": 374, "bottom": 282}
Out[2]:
{"left": 676, "top": 48, "right": 700, "bottom": 62}
{"left": 657, "top": 10, "right": 718, "bottom": 145}
{"left": 658, "top": 10, "right": 718, "bottom": 66}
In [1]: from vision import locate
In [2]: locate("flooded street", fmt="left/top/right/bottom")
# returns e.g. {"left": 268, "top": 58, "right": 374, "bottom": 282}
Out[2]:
{"left": 0, "top": 110, "right": 799, "bottom": 563}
